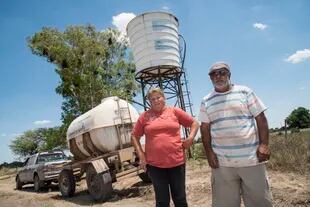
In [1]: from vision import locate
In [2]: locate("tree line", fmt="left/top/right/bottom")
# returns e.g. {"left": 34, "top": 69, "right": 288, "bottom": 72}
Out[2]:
{"left": 270, "top": 107, "right": 310, "bottom": 132}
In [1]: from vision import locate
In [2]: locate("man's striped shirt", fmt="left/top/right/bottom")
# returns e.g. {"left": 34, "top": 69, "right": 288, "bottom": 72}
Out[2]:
{"left": 198, "top": 85, "right": 267, "bottom": 167}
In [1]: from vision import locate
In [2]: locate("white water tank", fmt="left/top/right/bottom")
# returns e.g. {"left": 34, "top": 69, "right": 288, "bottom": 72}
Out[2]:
{"left": 66, "top": 96, "right": 139, "bottom": 160}
{"left": 126, "top": 11, "right": 181, "bottom": 77}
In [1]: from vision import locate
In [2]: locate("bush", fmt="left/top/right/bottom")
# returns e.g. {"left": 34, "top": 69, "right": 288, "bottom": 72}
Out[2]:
{"left": 290, "top": 127, "right": 300, "bottom": 133}
{"left": 268, "top": 130, "right": 310, "bottom": 174}
{"left": 190, "top": 130, "right": 310, "bottom": 175}
{"left": 191, "top": 143, "right": 206, "bottom": 160}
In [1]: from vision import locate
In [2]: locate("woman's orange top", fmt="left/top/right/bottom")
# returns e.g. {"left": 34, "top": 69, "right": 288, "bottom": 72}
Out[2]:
{"left": 132, "top": 107, "right": 194, "bottom": 168}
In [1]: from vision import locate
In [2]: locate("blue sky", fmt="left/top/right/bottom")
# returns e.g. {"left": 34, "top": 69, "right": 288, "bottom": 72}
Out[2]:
{"left": 1, "top": 0, "right": 309, "bottom": 163}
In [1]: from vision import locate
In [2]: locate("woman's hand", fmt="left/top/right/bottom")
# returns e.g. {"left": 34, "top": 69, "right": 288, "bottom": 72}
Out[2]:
{"left": 132, "top": 135, "right": 147, "bottom": 172}
{"left": 139, "top": 153, "right": 147, "bottom": 172}
{"left": 182, "top": 138, "right": 193, "bottom": 149}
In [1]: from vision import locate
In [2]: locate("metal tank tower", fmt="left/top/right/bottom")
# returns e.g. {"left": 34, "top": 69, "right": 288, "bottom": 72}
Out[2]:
{"left": 126, "top": 11, "right": 194, "bottom": 149}
{"left": 126, "top": 11, "right": 193, "bottom": 117}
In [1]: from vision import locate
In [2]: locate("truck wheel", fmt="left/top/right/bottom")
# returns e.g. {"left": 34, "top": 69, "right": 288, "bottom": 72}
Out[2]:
{"left": 59, "top": 170, "right": 76, "bottom": 197}
{"left": 138, "top": 172, "right": 152, "bottom": 183}
{"left": 86, "top": 165, "right": 112, "bottom": 202}
{"left": 34, "top": 174, "right": 43, "bottom": 192}
{"left": 16, "top": 176, "right": 23, "bottom": 190}
{"left": 45, "top": 181, "right": 52, "bottom": 187}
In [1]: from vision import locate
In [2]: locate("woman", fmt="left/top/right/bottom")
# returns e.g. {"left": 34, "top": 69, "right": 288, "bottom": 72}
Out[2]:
{"left": 131, "top": 88, "right": 199, "bottom": 207}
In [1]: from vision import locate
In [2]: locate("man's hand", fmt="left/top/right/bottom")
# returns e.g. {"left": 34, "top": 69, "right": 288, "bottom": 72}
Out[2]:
{"left": 257, "top": 144, "right": 271, "bottom": 162}
{"left": 206, "top": 150, "right": 219, "bottom": 169}
{"left": 200, "top": 122, "right": 219, "bottom": 168}
{"left": 255, "top": 113, "right": 270, "bottom": 162}
{"left": 182, "top": 137, "right": 193, "bottom": 149}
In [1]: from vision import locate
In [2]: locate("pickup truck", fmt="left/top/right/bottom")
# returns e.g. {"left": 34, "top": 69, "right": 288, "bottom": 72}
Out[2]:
{"left": 15, "top": 150, "right": 75, "bottom": 192}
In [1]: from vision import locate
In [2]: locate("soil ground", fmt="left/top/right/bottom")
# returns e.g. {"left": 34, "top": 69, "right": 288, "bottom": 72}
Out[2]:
{"left": 0, "top": 161, "right": 309, "bottom": 207}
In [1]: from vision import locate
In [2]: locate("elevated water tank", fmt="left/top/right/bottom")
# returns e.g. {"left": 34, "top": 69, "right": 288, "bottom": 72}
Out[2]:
{"left": 66, "top": 96, "right": 139, "bottom": 160}
{"left": 126, "top": 11, "right": 181, "bottom": 78}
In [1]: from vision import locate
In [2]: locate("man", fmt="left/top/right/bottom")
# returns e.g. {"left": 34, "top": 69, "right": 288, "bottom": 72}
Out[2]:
{"left": 198, "top": 61, "right": 273, "bottom": 207}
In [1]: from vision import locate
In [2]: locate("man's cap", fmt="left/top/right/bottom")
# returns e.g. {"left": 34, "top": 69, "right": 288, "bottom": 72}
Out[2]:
{"left": 209, "top": 61, "right": 230, "bottom": 75}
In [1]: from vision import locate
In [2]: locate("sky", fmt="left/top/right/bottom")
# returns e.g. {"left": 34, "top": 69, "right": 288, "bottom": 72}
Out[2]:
{"left": 1, "top": 0, "right": 309, "bottom": 163}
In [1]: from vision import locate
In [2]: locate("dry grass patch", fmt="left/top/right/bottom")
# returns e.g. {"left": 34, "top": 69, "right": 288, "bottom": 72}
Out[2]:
{"left": 268, "top": 130, "right": 310, "bottom": 175}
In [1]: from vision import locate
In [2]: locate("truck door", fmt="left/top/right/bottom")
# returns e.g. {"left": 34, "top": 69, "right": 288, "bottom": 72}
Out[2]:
{"left": 24, "top": 155, "right": 36, "bottom": 181}
{"left": 18, "top": 158, "right": 29, "bottom": 182}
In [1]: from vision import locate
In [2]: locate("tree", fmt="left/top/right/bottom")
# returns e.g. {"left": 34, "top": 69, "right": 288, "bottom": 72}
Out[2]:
{"left": 9, "top": 129, "right": 46, "bottom": 158}
{"left": 11, "top": 25, "right": 139, "bottom": 158}
{"left": 10, "top": 127, "right": 67, "bottom": 158}
{"left": 27, "top": 25, "right": 138, "bottom": 127}
{"left": 286, "top": 107, "right": 310, "bottom": 129}
{"left": 40, "top": 126, "right": 67, "bottom": 151}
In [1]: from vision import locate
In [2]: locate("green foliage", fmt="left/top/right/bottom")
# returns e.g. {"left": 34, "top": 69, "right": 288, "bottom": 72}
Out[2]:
{"left": 10, "top": 25, "right": 139, "bottom": 158}
{"left": 9, "top": 129, "right": 45, "bottom": 157}
{"left": 13, "top": 25, "right": 140, "bottom": 158}
{"left": 10, "top": 127, "right": 67, "bottom": 158}
{"left": 290, "top": 127, "right": 300, "bottom": 133}
{"left": 27, "top": 25, "right": 138, "bottom": 126}
{"left": 286, "top": 107, "right": 310, "bottom": 129}
{"left": 0, "top": 161, "right": 23, "bottom": 169}
{"left": 191, "top": 143, "right": 207, "bottom": 160}
{"left": 40, "top": 126, "right": 67, "bottom": 151}
{"left": 269, "top": 127, "right": 280, "bottom": 133}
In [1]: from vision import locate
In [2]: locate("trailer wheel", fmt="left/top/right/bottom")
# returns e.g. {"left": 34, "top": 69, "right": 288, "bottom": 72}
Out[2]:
{"left": 86, "top": 165, "right": 112, "bottom": 202}
{"left": 138, "top": 172, "right": 152, "bottom": 183}
{"left": 59, "top": 170, "right": 76, "bottom": 197}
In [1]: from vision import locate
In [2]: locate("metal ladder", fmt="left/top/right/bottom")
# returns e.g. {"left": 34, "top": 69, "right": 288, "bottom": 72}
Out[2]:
{"left": 115, "top": 98, "right": 133, "bottom": 150}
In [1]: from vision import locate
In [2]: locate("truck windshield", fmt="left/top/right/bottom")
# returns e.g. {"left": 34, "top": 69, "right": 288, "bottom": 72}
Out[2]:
{"left": 37, "top": 153, "right": 65, "bottom": 164}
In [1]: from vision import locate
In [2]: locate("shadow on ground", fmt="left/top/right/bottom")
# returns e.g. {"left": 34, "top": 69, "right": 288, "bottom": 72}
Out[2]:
{"left": 50, "top": 181, "right": 153, "bottom": 206}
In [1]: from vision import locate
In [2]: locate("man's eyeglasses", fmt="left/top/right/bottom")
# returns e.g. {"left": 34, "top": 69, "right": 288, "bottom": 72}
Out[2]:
{"left": 209, "top": 69, "right": 229, "bottom": 78}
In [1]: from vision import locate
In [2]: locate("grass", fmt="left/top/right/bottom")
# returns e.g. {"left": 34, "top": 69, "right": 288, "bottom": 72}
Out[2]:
{"left": 268, "top": 130, "right": 310, "bottom": 174}
{"left": 0, "top": 167, "right": 17, "bottom": 177}
{"left": 191, "top": 130, "right": 310, "bottom": 175}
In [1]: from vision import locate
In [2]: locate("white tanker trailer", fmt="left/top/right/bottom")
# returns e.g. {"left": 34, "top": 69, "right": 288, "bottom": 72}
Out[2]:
{"left": 58, "top": 96, "right": 150, "bottom": 202}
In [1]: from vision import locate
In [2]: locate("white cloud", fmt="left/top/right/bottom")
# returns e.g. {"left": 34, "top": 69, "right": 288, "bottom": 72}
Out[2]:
{"left": 1, "top": 133, "right": 6, "bottom": 137}
{"left": 162, "top": 6, "right": 170, "bottom": 10}
{"left": 299, "top": 87, "right": 305, "bottom": 90}
{"left": 253, "top": 22, "right": 267, "bottom": 30}
{"left": 112, "top": 12, "right": 136, "bottom": 35}
{"left": 285, "top": 49, "right": 310, "bottom": 64}
{"left": 34, "top": 120, "right": 52, "bottom": 125}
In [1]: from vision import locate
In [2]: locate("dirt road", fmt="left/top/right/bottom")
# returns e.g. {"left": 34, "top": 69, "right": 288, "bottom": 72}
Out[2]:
{"left": 0, "top": 161, "right": 309, "bottom": 207}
